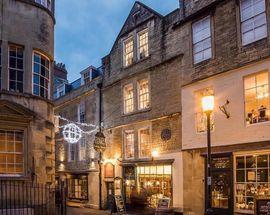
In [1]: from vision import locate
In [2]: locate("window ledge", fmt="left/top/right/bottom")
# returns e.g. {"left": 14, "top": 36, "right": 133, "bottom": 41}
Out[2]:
{"left": 246, "top": 120, "right": 270, "bottom": 128}
{"left": 242, "top": 37, "right": 268, "bottom": 48}
{"left": 122, "top": 107, "right": 151, "bottom": 117}
{"left": 122, "top": 55, "right": 151, "bottom": 70}
{"left": 193, "top": 58, "right": 212, "bottom": 67}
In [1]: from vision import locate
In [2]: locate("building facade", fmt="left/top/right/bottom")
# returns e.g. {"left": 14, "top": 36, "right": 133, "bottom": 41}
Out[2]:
{"left": 179, "top": 0, "right": 270, "bottom": 214}
{"left": 0, "top": 0, "right": 55, "bottom": 184}
{"left": 54, "top": 66, "right": 102, "bottom": 208}
{"left": 101, "top": 2, "right": 183, "bottom": 210}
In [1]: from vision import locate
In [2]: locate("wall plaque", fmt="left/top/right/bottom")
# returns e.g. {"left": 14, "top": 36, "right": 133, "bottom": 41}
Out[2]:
{"left": 161, "top": 129, "right": 171, "bottom": 141}
{"left": 104, "top": 162, "right": 115, "bottom": 178}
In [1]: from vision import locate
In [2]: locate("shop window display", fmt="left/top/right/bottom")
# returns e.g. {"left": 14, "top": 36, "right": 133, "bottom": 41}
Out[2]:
{"left": 235, "top": 154, "right": 270, "bottom": 213}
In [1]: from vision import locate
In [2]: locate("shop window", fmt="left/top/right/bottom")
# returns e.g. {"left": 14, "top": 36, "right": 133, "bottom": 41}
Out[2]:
{"left": 0, "top": 130, "right": 24, "bottom": 175}
{"left": 138, "top": 79, "right": 150, "bottom": 110}
{"left": 123, "top": 84, "right": 134, "bottom": 114}
{"left": 33, "top": 52, "right": 50, "bottom": 99}
{"left": 78, "top": 101, "right": 86, "bottom": 123}
{"left": 138, "top": 29, "right": 149, "bottom": 60}
{"left": 69, "top": 144, "right": 76, "bottom": 162}
{"left": 135, "top": 165, "right": 172, "bottom": 208}
{"left": 192, "top": 16, "right": 212, "bottom": 64}
{"left": 195, "top": 88, "right": 214, "bottom": 132}
{"left": 9, "top": 45, "right": 24, "bottom": 93}
{"left": 138, "top": 128, "right": 151, "bottom": 158}
{"left": 235, "top": 154, "right": 270, "bottom": 213}
{"left": 123, "top": 38, "right": 134, "bottom": 67}
{"left": 124, "top": 130, "right": 134, "bottom": 159}
{"left": 240, "top": 0, "right": 267, "bottom": 46}
{"left": 244, "top": 72, "right": 269, "bottom": 125}
{"left": 68, "top": 175, "right": 88, "bottom": 200}
{"left": 79, "top": 136, "right": 86, "bottom": 161}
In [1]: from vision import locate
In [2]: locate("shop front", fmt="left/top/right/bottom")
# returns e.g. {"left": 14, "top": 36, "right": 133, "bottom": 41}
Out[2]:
{"left": 123, "top": 163, "right": 173, "bottom": 208}
{"left": 203, "top": 150, "right": 270, "bottom": 215}
{"left": 67, "top": 174, "right": 88, "bottom": 201}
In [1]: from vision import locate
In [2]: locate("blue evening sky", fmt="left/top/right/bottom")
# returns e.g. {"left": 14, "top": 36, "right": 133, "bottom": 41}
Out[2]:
{"left": 55, "top": 0, "right": 179, "bottom": 82}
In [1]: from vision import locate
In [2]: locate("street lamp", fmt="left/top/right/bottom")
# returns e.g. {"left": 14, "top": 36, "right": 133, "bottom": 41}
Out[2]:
{"left": 202, "top": 95, "right": 214, "bottom": 215}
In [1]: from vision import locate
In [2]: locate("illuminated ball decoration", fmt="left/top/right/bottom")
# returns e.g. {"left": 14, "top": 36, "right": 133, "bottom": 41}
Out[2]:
{"left": 63, "top": 123, "right": 82, "bottom": 144}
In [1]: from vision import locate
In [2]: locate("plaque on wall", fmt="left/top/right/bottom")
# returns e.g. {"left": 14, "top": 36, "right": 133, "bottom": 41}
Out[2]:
{"left": 161, "top": 129, "right": 171, "bottom": 141}
{"left": 255, "top": 196, "right": 270, "bottom": 215}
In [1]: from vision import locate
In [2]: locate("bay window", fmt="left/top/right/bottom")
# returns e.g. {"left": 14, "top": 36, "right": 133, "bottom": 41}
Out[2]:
{"left": 9, "top": 45, "right": 24, "bottom": 93}
{"left": 240, "top": 0, "right": 267, "bottom": 46}
{"left": 138, "top": 29, "right": 149, "bottom": 60}
{"left": 139, "top": 128, "right": 151, "bottom": 158}
{"left": 138, "top": 79, "right": 150, "bottom": 110}
{"left": 123, "top": 38, "right": 134, "bottom": 67}
{"left": 124, "top": 130, "right": 134, "bottom": 159}
{"left": 192, "top": 16, "right": 212, "bottom": 64}
{"left": 244, "top": 72, "right": 269, "bottom": 125}
{"left": 33, "top": 52, "right": 50, "bottom": 99}
{"left": 124, "top": 84, "right": 134, "bottom": 114}
{"left": 0, "top": 130, "right": 24, "bottom": 175}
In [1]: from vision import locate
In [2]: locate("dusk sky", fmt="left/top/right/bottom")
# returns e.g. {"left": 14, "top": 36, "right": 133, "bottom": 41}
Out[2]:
{"left": 55, "top": 0, "right": 179, "bottom": 82}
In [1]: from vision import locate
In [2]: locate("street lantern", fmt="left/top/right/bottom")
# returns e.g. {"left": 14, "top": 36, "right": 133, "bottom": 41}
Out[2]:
{"left": 202, "top": 95, "right": 214, "bottom": 215}
{"left": 202, "top": 95, "right": 214, "bottom": 113}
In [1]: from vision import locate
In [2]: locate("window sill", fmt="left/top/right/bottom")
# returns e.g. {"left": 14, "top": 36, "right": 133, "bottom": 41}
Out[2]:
{"left": 122, "top": 107, "right": 151, "bottom": 117}
{"left": 193, "top": 58, "right": 212, "bottom": 67}
{"left": 234, "top": 209, "right": 254, "bottom": 214}
{"left": 242, "top": 37, "right": 268, "bottom": 48}
{"left": 122, "top": 56, "right": 151, "bottom": 70}
{"left": 246, "top": 120, "right": 270, "bottom": 128}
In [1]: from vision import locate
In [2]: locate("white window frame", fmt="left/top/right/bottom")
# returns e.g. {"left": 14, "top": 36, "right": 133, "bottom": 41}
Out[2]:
{"left": 123, "top": 37, "right": 134, "bottom": 67}
{"left": 69, "top": 143, "right": 76, "bottom": 162}
{"left": 8, "top": 45, "right": 24, "bottom": 93}
{"left": 32, "top": 52, "right": 50, "bottom": 99}
{"left": 137, "top": 79, "right": 150, "bottom": 110}
{"left": 192, "top": 16, "right": 212, "bottom": 64}
{"left": 123, "top": 83, "right": 134, "bottom": 114}
{"left": 138, "top": 127, "right": 151, "bottom": 159}
{"left": 123, "top": 130, "right": 135, "bottom": 160}
{"left": 240, "top": 0, "right": 268, "bottom": 46}
{"left": 244, "top": 71, "right": 270, "bottom": 125}
{"left": 78, "top": 101, "right": 86, "bottom": 123}
{"left": 137, "top": 29, "right": 149, "bottom": 60}
{"left": 79, "top": 136, "right": 86, "bottom": 161}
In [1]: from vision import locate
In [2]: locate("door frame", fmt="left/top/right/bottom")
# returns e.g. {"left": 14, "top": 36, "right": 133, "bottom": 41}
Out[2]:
{"left": 204, "top": 152, "right": 233, "bottom": 215}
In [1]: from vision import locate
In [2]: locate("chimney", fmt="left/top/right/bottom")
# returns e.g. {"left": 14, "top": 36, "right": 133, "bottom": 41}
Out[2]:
{"left": 179, "top": 0, "right": 185, "bottom": 20}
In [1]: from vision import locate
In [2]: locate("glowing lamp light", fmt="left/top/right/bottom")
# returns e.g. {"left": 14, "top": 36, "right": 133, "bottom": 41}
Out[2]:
{"left": 151, "top": 149, "right": 159, "bottom": 158}
{"left": 202, "top": 95, "right": 215, "bottom": 113}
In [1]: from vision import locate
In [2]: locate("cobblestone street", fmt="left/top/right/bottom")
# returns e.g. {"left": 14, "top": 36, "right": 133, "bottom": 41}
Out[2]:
{"left": 67, "top": 207, "right": 110, "bottom": 215}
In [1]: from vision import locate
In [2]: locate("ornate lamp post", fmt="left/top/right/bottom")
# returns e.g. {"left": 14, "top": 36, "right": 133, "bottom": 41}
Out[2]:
{"left": 202, "top": 95, "right": 214, "bottom": 215}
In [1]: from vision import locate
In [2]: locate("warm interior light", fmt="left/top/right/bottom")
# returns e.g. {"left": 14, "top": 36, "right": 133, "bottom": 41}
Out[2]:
{"left": 152, "top": 149, "right": 159, "bottom": 158}
{"left": 202, "top": 95, "right": 215, "bottom": 112}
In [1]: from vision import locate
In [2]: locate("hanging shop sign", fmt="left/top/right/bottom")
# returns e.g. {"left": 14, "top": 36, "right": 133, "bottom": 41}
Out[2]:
{"left": 94, "top": 131, "right": 106, "bottom": 152}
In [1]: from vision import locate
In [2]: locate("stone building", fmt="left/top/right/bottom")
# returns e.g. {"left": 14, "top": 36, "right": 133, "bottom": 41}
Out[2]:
{"left": 53, "top": 62, "right": 68, "bottom": 99}
{"left": 178, "top": 0, "right": 270, "bottom": 214}
{"left": 101, "top": 1, "right": 183, "bottom": 210}
{"left": 54, "top": 66, "right": 102, "bottom": 208}
{"left": 0, "top": 0, "right": 55, "bottom": 184}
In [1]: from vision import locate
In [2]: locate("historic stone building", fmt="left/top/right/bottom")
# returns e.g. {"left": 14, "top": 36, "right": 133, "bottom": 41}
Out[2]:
{"left": 54, "top": 66, "right": 102, "bottom": 208}
{"left": 0, "top": 0, "right": 55, "bottom": 184}
{"left": 178, "top": 0, "right": 270, "bottom": 214}
{"left": 101, "top": 1, "right": 183, "bottom": 210}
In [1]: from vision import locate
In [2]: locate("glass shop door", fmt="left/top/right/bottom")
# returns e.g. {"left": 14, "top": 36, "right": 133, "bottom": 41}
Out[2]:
{"left": 206, "top": 154, "right": 233, "bottom": 215}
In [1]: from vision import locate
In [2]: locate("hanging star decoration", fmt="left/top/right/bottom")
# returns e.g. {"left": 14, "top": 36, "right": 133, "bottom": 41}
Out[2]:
{"left": 55, "top": 115, "right": 99, "bottom": 144}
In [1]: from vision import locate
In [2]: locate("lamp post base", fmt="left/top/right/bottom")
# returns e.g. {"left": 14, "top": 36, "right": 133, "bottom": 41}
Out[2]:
{"left": 205, "top": 208, "right": 214, "bottom": 215}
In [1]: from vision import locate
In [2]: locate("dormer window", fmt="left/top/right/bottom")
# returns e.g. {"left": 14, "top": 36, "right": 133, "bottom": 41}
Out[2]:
{"left": 83, "top": 71, "right": 91, "bottom": 84}
{"left": 35, "top": 0, "right": 52, "bottom": 11}
{"left": 123, "top": 38, "right": 134, "bottom": 67}
{"left": 138, "top": 29, "right": 149, "bottom": 60}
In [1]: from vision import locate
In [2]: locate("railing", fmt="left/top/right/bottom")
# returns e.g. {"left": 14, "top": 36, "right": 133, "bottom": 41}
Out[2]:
{"left": 0, "top": 180, "right": 66, "bottom": 215}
